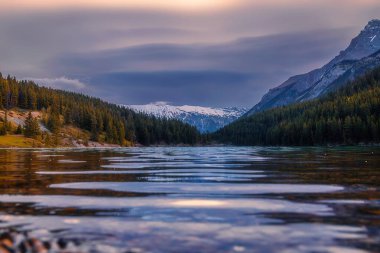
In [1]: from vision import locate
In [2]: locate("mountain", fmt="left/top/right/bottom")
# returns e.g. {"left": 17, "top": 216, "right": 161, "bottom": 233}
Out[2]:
{"left": 0, "top": 74, "right": 201, "bottom": 147}
{"left": 247, "top": 19, "right": 380, "bottom": 116}
{"left": 213, "top": 66, "right": 380, "bottom": 146}
{"left": 125, "top": 102, "right": 247, "bottom": 133}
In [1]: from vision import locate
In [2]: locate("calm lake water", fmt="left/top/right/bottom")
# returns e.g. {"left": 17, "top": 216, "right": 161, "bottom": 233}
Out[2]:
{"left": 0, "top": 147, "right": 379, "bottom": 253}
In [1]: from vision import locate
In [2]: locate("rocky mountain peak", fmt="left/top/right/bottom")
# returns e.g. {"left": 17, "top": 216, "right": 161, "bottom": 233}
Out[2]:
{"left": 125, "top": 103, "right": 247, "bottom": 133}
{"left": 364, "top": 19, "right": 380, "bottom": 31}
{"left": 246, "top": 19, "right": 380, "bottom": 116}
{"left": 336, "top": 20, "right": 380, "bottom": 61}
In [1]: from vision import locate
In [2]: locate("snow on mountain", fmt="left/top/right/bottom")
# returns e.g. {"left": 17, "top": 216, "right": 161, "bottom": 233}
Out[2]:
{"left": 124, "top": 102, "right": 247, "bottom": 133}
{"left": 247, "top": 19, "right": 380, "bottom": 116}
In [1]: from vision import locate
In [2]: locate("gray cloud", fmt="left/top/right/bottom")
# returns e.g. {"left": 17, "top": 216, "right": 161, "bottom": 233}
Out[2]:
{"left": 88, "top": 71, "right": 255, "bottom": 107}
{"left": 0, "top": 4, "right": 379, "bottom": 107}
{"left": 49, "top": 28, "right": 354, "bottom": 106}
{"left": 52, "top": 28, "right": 354, "bottom": 73}
{"left": 25, "top": 77, "right": 87, "bottom": 90}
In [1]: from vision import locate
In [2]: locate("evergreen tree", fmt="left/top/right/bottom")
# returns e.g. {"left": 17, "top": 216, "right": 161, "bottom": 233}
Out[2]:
{"left": 90, "top": 115, "right": 99, "bottom": 141}
{"left": 1, "top": 110, "right": 8, "bottom": 135}
{"left": 15, "top": 125, "right": 23, "bottom": 134}
{"left": 0, "top": 125, "right": 6, "bottom": 136}
{"left": 0, "top": 73, "right": 200, "bottom": 145}
{"left": 213, "top": 66, "right": 380, "bottom": 146}
{"left": 24, "top": 112, "right": 41, "bottom": 138}
{"left": 47, "top": 112, "right": 61, "bottom": 133}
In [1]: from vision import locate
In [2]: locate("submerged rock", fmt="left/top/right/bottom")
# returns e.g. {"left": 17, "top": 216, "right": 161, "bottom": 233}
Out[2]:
{"left": 0, "top": 230, "right": 81, "bottom": 253}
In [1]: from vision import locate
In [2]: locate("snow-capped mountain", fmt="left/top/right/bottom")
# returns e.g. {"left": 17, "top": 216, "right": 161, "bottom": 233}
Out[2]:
{"left": 247, "top": 19, "right": 380, "bottom": 116}
{"left": 125, "top": 102, "right": 247, "bottom": 133}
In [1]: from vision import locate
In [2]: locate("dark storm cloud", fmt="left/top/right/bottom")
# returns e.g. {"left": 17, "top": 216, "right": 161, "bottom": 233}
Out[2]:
{"left": 0, "top": 3, "right": 379, "bottom": 107}
{"left": 50, "top": 28, "right": 353, "bottom": 106}
{"left": 87, "top": 71, "right": 255, "bottom": 107}
{"left": 0, "top": 9, "right": 200, "bottom": 77}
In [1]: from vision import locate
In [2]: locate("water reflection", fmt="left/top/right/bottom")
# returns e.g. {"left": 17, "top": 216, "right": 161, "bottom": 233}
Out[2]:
{"left": 50, "top": 182, "right": 343, "bottom": 194}
{"left": 0, "top": 147, "right": 379, "bottom": 252}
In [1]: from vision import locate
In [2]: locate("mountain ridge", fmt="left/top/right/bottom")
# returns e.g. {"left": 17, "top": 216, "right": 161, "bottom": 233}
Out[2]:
{"left": 214, "top": 66, "right": 380, "bottom": 146}
{"left": 247, "top": 19, "right": 380, "bottom": 116}
{"left": 0, "top": 74, "right": 201, "bottom": 147}
{"left": 124, "top": 102, "right": 247, "bottom": 133}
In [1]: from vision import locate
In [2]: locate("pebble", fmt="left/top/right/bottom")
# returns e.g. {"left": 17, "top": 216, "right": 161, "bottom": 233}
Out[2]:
{"left": 0, "top": 229, "right": 132, "bottom": 253}
{"left": 0, "top": 230, "right": 79, "bottom": 253}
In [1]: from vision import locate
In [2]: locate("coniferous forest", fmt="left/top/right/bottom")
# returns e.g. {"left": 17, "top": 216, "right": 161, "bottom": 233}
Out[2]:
{"left": 0, "top": 73, "right": 201, "bottom": 146}
{"left": 212, "top": 67, "right": 380, "bottom": 146}
{"left": 2, "top": 66, "right": 380, "bottom": 147}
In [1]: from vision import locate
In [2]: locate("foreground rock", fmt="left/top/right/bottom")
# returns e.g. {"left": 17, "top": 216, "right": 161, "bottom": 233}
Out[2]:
{"left": 0, "top": 230, "right": 82, "bottom": 253}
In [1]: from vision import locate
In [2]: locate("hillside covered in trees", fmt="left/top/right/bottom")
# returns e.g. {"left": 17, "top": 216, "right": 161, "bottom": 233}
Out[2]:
{"left": 0, "top": 73, "right": 201, "bottom": 146}
{"left": 213, "top": 67, "right": 380, "bottom": 146}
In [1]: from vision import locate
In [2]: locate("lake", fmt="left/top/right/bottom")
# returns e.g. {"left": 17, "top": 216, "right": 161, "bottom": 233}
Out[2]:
{"left": 0, "top": 147, "right": 379, "bottom": 253}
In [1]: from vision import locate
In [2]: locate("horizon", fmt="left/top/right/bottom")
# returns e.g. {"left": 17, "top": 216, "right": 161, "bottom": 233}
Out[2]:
{"left": 1, "top": 1, "right": 379, "bottom": 107}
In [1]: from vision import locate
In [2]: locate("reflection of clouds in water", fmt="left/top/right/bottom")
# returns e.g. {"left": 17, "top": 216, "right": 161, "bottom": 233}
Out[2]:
{"left": 36, "top": 154, "right": 65, "bottom": 157}
{"left": 0, "top": 147, "right": 378, "bottom": 253}
{"left": 0, "top": 195, "right": 332, "bottom": 215}
{"left": 101, "top": 162, "right": 248, "bottom": 169}
{"left": 0, "top": 215, "right": 15, "bottom": 221}
{"left": 58, "top": 159, "right": 86, "bottom": 163}
{"left": 320, "top": 200, "right": 367, "bottom": 205}
{"left": 0, "top": 214, "right": 368, "bottom": 253}
{"left": 101, "top": 147, "right": 268, "bottom": 162}
{"left": 64, "top": 218, "right": 81, "bottom": 224}
{"left": 50, "top": 182, "right": 343, "bottom": 195}
{"left": 171, "top": 200, "right": 226, "bottom": 207}
{"left": 97, "top": 147, "right": 268, "bottom": 175}
{"left": 37, "top": 169, "right": 264, "bottom": 175}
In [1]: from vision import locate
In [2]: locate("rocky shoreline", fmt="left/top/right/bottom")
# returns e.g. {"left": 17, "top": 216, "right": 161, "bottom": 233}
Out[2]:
{"left": 0, "top": 229, "right": 81, "bottom": 253}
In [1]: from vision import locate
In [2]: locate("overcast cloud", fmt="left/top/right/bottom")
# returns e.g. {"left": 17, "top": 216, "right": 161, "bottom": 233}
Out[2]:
{"left": 1, "top": 1, "right": 379, "bottom": 107}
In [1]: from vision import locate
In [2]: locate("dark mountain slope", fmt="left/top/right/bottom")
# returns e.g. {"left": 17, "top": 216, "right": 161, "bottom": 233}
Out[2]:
{"left": 247, "top": 19, "right": 380, "bottom": 116}
{"left": 213, "top": 67, "right": 380, "bottom": 146}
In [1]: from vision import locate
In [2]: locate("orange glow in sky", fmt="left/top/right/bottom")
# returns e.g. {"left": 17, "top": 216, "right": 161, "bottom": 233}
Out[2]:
{"left": 4, "top": 0, "right": 380, "bottom": 13}
{"left": 4, "top": 0, "right": 242, "bottom": 11}
{"left": 1, "top": 0, "right": 378, "bottom": 11}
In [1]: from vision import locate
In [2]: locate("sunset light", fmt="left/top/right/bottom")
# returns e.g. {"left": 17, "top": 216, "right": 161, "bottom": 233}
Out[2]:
{"left": 4, "top": 0, "right": 241, "bottom": 11}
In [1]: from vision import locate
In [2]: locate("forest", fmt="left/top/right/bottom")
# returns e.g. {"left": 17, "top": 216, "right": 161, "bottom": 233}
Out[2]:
{"left": 213, "top": 67, "right": 380, "bottom": 146}
{"left": 0, "top": 74, "right": 201, "bottom": 146}
{"left": 2, "top": 65, "right": 380, "bottom": 147}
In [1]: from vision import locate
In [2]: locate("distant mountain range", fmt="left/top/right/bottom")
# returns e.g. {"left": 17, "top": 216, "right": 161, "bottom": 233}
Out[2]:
{"left": 213, "top": 65, "right": 380, "bottom": 145}
{"left": 125, "top": 102, "right": 247, "bottom": 133}
{"left": 125, "top": 20, "right": 380, "bottom": 133}
{"left": 247, "top": 19, "right": 380, "bottom": 116}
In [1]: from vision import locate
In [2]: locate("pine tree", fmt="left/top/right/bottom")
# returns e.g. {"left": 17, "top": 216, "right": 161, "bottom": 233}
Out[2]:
{"left": 1, "top": 110, "right": 9, "bottom": 135}
{"left": 0, "top": 73, "right": 200, "bottom": 145}
{"left": 24, "top": 112, "right": 41, "bottom": 138}
{"left": 90, "top": 115, "right": 99, "bottom": 141}
{"left": 0, "top": 124, "right": 6, "bottom": 135}
{"left": 47, "top": 112, "right": 61, "bottom": 133}
{"left": 15, "top": 125, "right": 23, "bottom": 134}
{"left": 213, "top": 66, "right": 380, "bottom": 146}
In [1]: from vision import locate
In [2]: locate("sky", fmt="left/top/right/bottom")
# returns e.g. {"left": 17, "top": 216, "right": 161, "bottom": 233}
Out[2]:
{"left": 1, "top": 1, "right": 380, "bottom": 107}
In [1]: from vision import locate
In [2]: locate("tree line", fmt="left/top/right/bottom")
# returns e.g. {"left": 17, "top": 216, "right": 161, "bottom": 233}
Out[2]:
{"left": 213, "top": 67, "right": 380, "bottom": 146}
{"left": 0, "top": 74, "right": 201, "bottom": 145}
